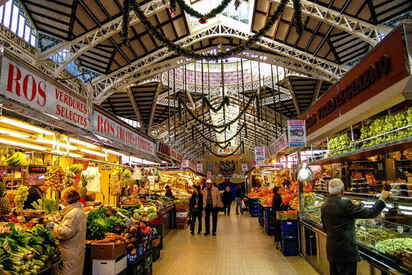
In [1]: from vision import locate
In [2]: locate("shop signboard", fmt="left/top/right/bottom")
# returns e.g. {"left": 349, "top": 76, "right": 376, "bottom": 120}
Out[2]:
{"left": 0, "top": 55, "right": 89, "bottom": 130}
{"left": 196, "top": 163, "right": 203, "bottom": 173}
{"left": 266, "top": 133, "right": 288, "bottom": 157}
{"left": 287, "top": 120, "right": 306, "bottom": 148}
{"left": 170, "top": 148, "right": 183, "bottom": 162}
{"left": 241, "top": 163, "right": 248, "bottom": 172}
{"left": 92, "top": 111, "right": 155, "bottom": 156}
{"left": 254, "top": 146, "right": 265, "bottom": 167}
{"left": 157, "top": 142, "right": 171, "bottom": 156}
{"left": 302, "top": 27, "right": 410, "bottom": 136}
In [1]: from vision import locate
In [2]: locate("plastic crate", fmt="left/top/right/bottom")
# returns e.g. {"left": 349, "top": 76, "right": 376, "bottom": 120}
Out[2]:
{"left": 281, "top": 220, "right": 298, "bottom": 234}
{"left": 152, "top": 246, "right": 160, "bottom": 262}
{"left": 281, "top": 239, "right": 299, "bottom": 256}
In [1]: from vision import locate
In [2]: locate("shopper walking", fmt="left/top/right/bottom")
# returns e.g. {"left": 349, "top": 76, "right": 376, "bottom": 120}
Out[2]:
{"left": 165, "top": 185, "right": 174, "bottom": 199}
{"left": 53, "top": 187, "right": 86, "bottom": 275}
{"left": 189, "top": 186, "right": 203, "bottom": 235}
{"left": 271, "top": 186, "right": 283, "bottom": 249}
{"left": 222, "top": 186, "right": 233, "bottom": 216}
{"left": 203, "top": 179, "right": 223, "bottom": 236}
{"left": 235, "top": 184, "right": 243, "bottom": 215}
{"left": 321, "top": 178, "right": 390, "bottom": 275}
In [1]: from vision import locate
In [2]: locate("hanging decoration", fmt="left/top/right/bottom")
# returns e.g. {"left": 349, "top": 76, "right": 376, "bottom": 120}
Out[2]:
{"left": 202, "top": 96, "right": 229, "bottom": 113}
{"left": 293, "top": 0, "right": 304, "bottom": 35}
{"left": 178, "top": 94, "right": 256, "bottom": 129}
{"left": 126, "top": 0, "right": 290, "bottom": 60}
{"left": 234, "top": 0, "right": 240, "bottom": 10}
{"left": 170, "top": 0, "right": 232, "bottom": 20}
{"left": 204, "top": 142, "right": 243, "bottom": 158}
{"left": 194, "top": 123, "right": 245, "bottom": 145}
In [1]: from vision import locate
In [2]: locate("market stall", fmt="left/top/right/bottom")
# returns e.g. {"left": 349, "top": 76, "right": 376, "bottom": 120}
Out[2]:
{"left": 299, "top": 23, "right": 412, "bottom": 275}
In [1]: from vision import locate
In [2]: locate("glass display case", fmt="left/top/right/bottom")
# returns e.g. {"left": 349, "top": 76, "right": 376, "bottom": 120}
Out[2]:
{"left": 300, "top": 190, "right": 412, "bottom": 275}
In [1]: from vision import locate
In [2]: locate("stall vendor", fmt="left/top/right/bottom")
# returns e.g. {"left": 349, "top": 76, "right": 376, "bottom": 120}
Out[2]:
{"left": 53, "top": 187, "right": 86, "bottom": 275}
{"left": 165, "top": 185, "right": 174, "bottom": 199}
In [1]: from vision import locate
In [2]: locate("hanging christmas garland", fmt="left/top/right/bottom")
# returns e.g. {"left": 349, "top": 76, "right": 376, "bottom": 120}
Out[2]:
{"left": 202, "top": 96, "right": 229, "bottom": 112}
{"left": 204, "top": 141, "right": 243, "bottom": 158}
{"left": 292, "top": 0, "right": 304, "bottom": 35}
{"left": 178, "top": 94, "right": 256, "bottom": 129}
{"left": 170, "top": 0, "right": 232, "bottom": 22}
{"left": 127, "top": 0, "right": 291, "bottom": 60}
{"left": 194, "top": 123, "right": 245, "bottom": 144}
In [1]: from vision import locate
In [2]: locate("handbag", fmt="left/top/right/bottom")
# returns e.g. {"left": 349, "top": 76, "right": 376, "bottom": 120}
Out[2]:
{"left": 241, "top": 200, "right": 246, "bottom": 210}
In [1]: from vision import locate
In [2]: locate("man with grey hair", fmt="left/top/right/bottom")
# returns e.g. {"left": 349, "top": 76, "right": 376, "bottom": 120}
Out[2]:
{"left": 321, "top": 178, "right": 390, "bottom": 275}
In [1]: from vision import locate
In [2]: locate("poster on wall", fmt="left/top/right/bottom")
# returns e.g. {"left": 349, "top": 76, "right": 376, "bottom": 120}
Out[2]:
{"left": 241, "top": 163, "right": 248, "bottom": 172}
{"left": 254, "top": 146, "right": 265, "bottom": 167}
{"left": 207, "top": 170, "right": 212, "bottom": 179}
{"left": 287, "top": 120, "right": 307, "bottom": 148}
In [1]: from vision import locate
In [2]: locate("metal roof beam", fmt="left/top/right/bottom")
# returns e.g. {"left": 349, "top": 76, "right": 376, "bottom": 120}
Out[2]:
{"left": 36, "top": 0, "right": 167, "bottom": 76}
{"left": 92, "top": 23, "right": 347, "bottom": 104}
{"left": 127, "top": 87, "right": 145, "bottom": 129}
{"left": 148, "top": 83, "right": 162, "bottom": 135}
{"left": 312, "top": 80, "right": 323, "bottom": 105}
{"left": 285, "top": 77, "right": 301, "bottom": 117}
{"left": 270, "top": 0, "right": 391, "bottom": 46}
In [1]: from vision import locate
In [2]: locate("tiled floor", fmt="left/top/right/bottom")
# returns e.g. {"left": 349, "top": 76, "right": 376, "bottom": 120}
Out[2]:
{"left": 153, "top": 212, "right": 319, "bottom": 275}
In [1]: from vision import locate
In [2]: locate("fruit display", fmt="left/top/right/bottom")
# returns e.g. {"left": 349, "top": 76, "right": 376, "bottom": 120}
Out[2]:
{"left": 133, "top": 205, "right": 158, "bottom": 222}
{"left": 0, "top": 223, "right": 61, "bottom": 274}
{"left": 375, "top": 238, "right": 412, "bottom": 260}
{"left": 45, "top": 166, "right": 64, "bottom": 191}
{"left": 0, "top": 180, "right": 11, "bottom": 215}
{"left": 14, "top": 185, "right": 29, "bottom": 212}
{"left": 361, "top": 108, "right": 412, "bottom": 148}
{"left": 6, "top": 152, "right": 28, "bottom": 168}
{"left": 327, "top": 132, "right": 354, "bottom": 156}
{"left": 356, "top": 227, "right": 401, "bottom": 246}
{"left": 31, "top": 198, "right": 57, "bottom": 214}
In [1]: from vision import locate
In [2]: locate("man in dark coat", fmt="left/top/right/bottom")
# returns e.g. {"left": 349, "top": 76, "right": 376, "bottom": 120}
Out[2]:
{"left": 321, "top": 178, "right": 390, "bottom": 275}
{"left": 189, "top": 186, "right": 203, "bottom": 235}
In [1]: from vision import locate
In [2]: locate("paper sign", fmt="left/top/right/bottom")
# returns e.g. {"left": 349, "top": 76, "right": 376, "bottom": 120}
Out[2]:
{"left": 287, "top": 120, "right": 306, "bottom": 148}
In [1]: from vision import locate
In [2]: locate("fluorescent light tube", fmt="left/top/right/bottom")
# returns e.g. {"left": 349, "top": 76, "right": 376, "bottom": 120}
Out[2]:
{"left": 0, "top": 137, "right": 46, "bottom": 151}
{"left": 0, "top": 117, "right": 54, "bottom": 136}
{"left": 80, "top": 148, "right": 106, "bottom": 157}
{"left": 103, "top": 149, "right": 124, "bottom": 157}
{"left": 69, "top": 138, "right": 98, "bottom": 148}
{"left": 0, "top": 127, "right": 30, "bottom": 139}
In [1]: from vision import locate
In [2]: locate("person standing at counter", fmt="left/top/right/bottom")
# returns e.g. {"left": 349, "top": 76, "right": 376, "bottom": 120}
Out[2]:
{"left": 53, "top": 187, "right": 86, "bottom": 275}
{"left": 271, "top": 186, "right": 283, "bottom": 249}
{"left": 321, "top": 178, "right": 390, "bottom": 275}
{"left": 165, "top": 185, "right": 174, "bottom": 199}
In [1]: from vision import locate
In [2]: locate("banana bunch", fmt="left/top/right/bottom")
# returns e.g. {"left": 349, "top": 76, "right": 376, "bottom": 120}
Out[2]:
{"left": 6, "top": 152, "right": 28, "bottom": 167}
{"left": 69, "top": 164, "right": 83, "bottom": 175}
{"left": 45, "top": 166, "right": 65, "bottom": 191}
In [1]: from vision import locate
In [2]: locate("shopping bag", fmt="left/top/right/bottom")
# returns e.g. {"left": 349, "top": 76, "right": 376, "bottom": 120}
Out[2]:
{"left": 241, "top": 200, "right": 246, "bottom": 210}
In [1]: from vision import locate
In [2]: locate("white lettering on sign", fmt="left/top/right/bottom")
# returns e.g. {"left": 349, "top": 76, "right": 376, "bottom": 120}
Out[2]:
{"left": 0, "top": 56, "right": 89, "bottom": 129}
{"left": 93, "top": 112, "right": 155, "bottom": 155}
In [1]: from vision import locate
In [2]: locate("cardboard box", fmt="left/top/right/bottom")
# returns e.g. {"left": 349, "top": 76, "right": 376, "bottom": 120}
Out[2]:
{"left": 92, "top": 254, "right": 127, "bottom": 275}
{"left": 91, "top": 242, "right": 126, "bottom": 260}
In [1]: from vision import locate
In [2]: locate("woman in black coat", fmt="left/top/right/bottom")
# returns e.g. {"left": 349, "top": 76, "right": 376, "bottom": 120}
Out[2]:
{"left": 272, "top": 186, "right": 283, "bottom": 249}
{"left": 222, "top": 186, "right": 233, "bottom": 216}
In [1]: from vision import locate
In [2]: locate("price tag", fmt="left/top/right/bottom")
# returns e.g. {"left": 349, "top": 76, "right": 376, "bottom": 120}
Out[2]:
{"left": 397, "top": 225, "right": 404, "bottom": 234}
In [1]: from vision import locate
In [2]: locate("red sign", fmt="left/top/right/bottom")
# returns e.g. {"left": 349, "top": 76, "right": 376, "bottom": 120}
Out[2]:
{"left": 92, "top": 112, "right": 155, "bottom": 155}
{"left": 302, "top": 27, "right": 409, "bottom": 135}
{"left": 157, "top": 142, "right": 171, "bottom": 156}
{"left": 0, "top": 55, "right": 89, "bottom": 129}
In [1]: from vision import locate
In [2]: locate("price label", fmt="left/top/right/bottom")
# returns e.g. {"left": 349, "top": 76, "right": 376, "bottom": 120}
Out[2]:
{"left": 397, "top": 225, "right": 404, "bottom": 234}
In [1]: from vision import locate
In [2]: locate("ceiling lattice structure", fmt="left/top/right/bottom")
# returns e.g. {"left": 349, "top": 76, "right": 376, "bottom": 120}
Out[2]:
{"left": 8, "top": 0, "right": 411, "bottom": 159}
